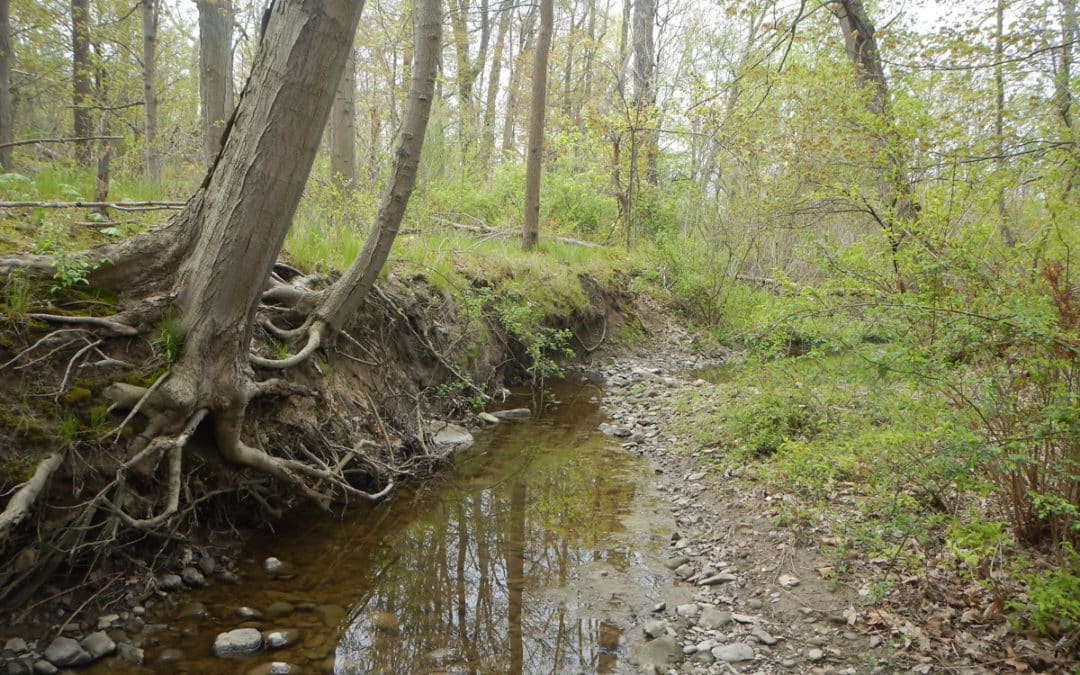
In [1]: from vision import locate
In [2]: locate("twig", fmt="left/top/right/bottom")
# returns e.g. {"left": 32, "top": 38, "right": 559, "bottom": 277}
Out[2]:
{"left": 28, "top": 313, "right": 139, "bottom": 336}
{"left": 0, "top": 328, "right": 87, "bottom": 370}
{"left": 55, "top": 339, "right": 103, "bottom": 401}
{"left": 0, "top": 200, "right": 184, "bottom": 211}
{"left": 105, "top": 369, "right": 169, "bottom": 439}
{"left": 0, "top": 451, "right": 66, "bottom": 541}
{"left": 0, "top": 136, "right": 122, "bottom": 149}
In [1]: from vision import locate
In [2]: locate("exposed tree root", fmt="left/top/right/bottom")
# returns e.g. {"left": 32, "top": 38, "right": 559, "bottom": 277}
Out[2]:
{"left": 0, "top": 451, "right": 66, "bottom": 542}
{"left": 28, "top": 314, "right": 139, "bottom": 336}
{"left": 251, "top": 320, "right": 326, "bottom": 369}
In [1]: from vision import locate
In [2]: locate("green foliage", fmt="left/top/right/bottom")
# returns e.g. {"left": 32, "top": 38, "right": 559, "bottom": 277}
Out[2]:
{"left": 1011, "top": 543, "right": 1080, "bottom": 635}
{"left": 2, "top": 272, "right": 32, "bottom": 317}
{"left": 151, "top": 310, "right": 182, "bottom": 365}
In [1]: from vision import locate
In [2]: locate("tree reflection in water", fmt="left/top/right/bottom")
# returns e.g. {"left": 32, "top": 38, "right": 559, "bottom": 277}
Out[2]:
{"left": 334, "top": 381, "right": 651, "bottom": 673}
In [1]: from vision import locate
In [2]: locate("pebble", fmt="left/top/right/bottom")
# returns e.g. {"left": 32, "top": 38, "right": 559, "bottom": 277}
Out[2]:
{"left": 43, "top": 637, "right": 91, "bottom": 667}
{"left": 237, "top": 606, "right": 263, "bottom": 619}
{"left": 750, "top": 626, "right": 779, "bottom": 645}
{"left": 263, "top": 629, "right": 300, "bottom": 650}
{"left": 198, "top": 555, "right": 217, "bottom": 576}
{"left": 698, "top": 573, "right": 737, "bottom": 586}
{"left": 675, "top": 603, "right": 700, "bottom": 617}
{"left": 33, "top": 659, "right": 58, "bottom": 675}
{"left": 80, "top": 631, "right": 116, "bottom": 659}
{"left": 157, "top": 574, "right": 183, "bottom": 591}
{"left": 213, "top": 628, "right": 263, "bottom": 657}
{"left": 263, "top": 557, "right": 284, "bottom": 573}
{"left": 643, "top": 620, "right": 669, "bottom": 639}
{"left": 697, "top": 608, "right": 732, "bottom": 629}
{"left": 4, "top": 638, "right": 27, "bottom": 652}
{"left": 808, "top": 648, "right": 824, "bottom": 661}
{"left": 711, "top": 643, "right": 755, "bottom": 662}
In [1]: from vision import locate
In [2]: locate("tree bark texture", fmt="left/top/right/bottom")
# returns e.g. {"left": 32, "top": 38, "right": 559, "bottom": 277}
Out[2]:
{"left": 313, "top": 0, "right": 441, "bottom": 332}
{"left": 330, "top": 47, "right": 358, "bottom": 189}
{"left": 198, "top": 0, "right": 234, "bottom": 166}
{"left": 0, "top": 0, "right": 12, "bottom": 171}
{"left": 632, "top": 0, "right": 657, "bottom": 185}
{"left": 480, "top": 0, "right": 511, "bottom": 167}
{"left": 142, "top": 0, "right": 160, "bottom": 184}
{"left": 1057, "top": 0, "right": 1079, "bottom": 194}
{"left": 522, "top": 0, "right": 553, "bottom": 250}
{"left": 71, "top": 0, "right": 93, "bottom": 164}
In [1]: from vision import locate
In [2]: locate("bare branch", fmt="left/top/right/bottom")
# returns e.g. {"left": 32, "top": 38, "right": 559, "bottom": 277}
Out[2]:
{"left": 0, "top": 452, "right": 66, "bottom": 541}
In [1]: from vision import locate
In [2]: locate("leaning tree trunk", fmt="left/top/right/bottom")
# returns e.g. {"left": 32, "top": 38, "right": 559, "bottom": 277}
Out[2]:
{"left": 261, "top": 0, "right": 442, "bottom": 363}
{"left": 522, "top": 0, "right": 553, "bottom": 250}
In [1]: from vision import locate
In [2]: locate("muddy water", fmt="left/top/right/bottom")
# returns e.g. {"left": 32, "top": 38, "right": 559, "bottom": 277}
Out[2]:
{"left": 92, "top": 380, "right": 682, "bottom": 674}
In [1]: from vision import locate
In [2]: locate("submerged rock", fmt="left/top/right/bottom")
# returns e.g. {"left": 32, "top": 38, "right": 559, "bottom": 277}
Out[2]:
{"left": 491, "top": 408, "right": 531, "bottom": 419}
{"left": 429, "top": 423, "right": 474, "bottom": 452}
{"left": 43, "top": 637, "right": 91, "bottom": 667}
{"left": 213, "top": 628, "right": 262, "bottom": 657}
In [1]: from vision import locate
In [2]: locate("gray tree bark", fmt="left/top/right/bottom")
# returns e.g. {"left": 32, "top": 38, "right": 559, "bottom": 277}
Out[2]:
{"left": 142, "top": 0, "right": 161, "bottom": 185}
{"left": 522, "top": 0, "right": 552, "bottom": 250}
{"left": 197, "top": 0, "right": 234, "bottom": 166}
{"left": 330, "top": 47, "right": 358, "bottom": 189}
{"left": 480, "top": 0, "right": 511, "bottom": 167}
{"left": 71, "top": 0, "right": 93, "bottom": 164}
{"left": 0, "top": 0, "right": 12, "bottom": 171}
{"left": 632, "top": 0, "right": 657, "bottom": 185}
{"left": 1057, "top": 0, "right": 1079, "bottom": 195}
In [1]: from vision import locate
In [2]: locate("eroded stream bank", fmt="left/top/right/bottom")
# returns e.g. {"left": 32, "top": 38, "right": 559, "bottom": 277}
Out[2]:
{"left": 73, "top": 378, "right": 692, "bottom": 674}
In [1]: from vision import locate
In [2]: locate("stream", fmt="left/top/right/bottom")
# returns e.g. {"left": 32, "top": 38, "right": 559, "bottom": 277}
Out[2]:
{"left": 88, "top": 378, "right": 685, "bottom": 674}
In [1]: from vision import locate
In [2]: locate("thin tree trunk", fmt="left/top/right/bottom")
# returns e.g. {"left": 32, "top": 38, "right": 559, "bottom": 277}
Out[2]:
{"left": 1058, "top": 0, "right": 1080, "bottom": 195}
{"left": 994, "top": 0, "right": 1014, "bottom": 246}
{"left": 522, "top": 0, "right": 552, "bottom": 250}
{"left": 197, "top": 0, "right": 234, "bottom": 166}
{"left": 480, "top": 0, "right": 510, "bottom": 167}
{"left": 0, "top": 0, "right": 12, "bottom": 171}
{"left": 367, "top": 103, "right": 380, "bottom": 186}
{"left": 330, "top": 47, "right": 358, "bottom": 189}
{"left": 142, "top": 0, "right": 160, "bottom": 185}
{"left": 94, "top": 65, "right": 110, "bottom": 215}
{"left": 71, "top": 0, "right": 93, "bottom": 164}
{"left": 632, "top": 0, "right": 657, "bottom": 185}
{"left": 311, "top": 0, "right": 442, "bottom": 332}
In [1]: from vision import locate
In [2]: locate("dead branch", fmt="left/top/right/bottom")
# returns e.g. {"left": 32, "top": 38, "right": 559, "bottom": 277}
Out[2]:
{"left": 433, "top": 215, "right": 604, "bottom": 249}
{"left": 105, "top": 370, "right": 169, "bottom": 438}
{"left": 56, "top": 339, "right": 104, "bottom": 401}
{"left": 0, "top": 451, "right": 66, "bottom": 541}
{"left": 0, "top": 328, "right": 88, "bottom": 370}
{"left": 28, "top": 313, "right": 140, "bottom": 336}
{"left": 0, "top": 200, "right": 184, "bottom": 211}
{"left": 0, "top": 136, "right": 122, "bottom": 149}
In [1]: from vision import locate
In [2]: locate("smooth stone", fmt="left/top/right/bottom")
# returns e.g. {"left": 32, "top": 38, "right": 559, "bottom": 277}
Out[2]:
{"left": 808, "top": 648, "right": 825, "bottom": 661}
{"left": 198, "top": 556, "right": 217, "bottom": 576}
{"left": 213, "top": 628, "right": 263, "bottom": 657}
{"left": 697, "top": 608, "right": 732, "bottom": 629}
{"left": 651, "top": 602, "right": 666, "bottom": 613}
{"left": 96, "top": 614, "right": 120, "bottom": 630}
{"left": 237, "top": 607, "right": 264, "bottom": 619}
{"left": 491, "top": 408, "right": 531, "bottom": 419}
{"left": 476, "top": 412, "right": 499, "bottom": 424}
{"left": 642, "top": 620, "right": 668, "bottom": 639}
{"left": 662, "top": 556, "right": 690, "bottom": 570}
{"left": 116, "top": 642, "right": 144, "bottom": 666}
{"left": 43, "top": 637, "right": 91, "bottom": 667}
{"left": 698, "top": 573, "right": 737, "bottom": 586}
{"left": 266, "top": 601, "right": 295, "bottom": 619}
{"left": 80, "top": 631, "right": 116, "bottom": 659}
{"left": 777, "top": 574, "right": 801, "bottom": 588}
{"left": 429, "top": 423, "right": 474, "bottom": 452}
{"left": 158, "top": 574, "right": 183, "bottom": 591}
{"left": 4, "top": 638, "right": 27, "bottom": 653}
{"left": 750, "top": 627, "right": 779, "bottom": 645}
{"left": 636, "top": 634, "right": 680, "bottom": 669}
{"left": 748, "top": 599, "right": 763, "bottom": 609}
{"left": 264, "top": 557, "right": 284, "bottom": 573}
{"left": 263, "top": 629, "right": 300, "bottom": 650}
{"left": 711, "top": 643, "right": 755, "bottom": 663}
{"left": 6, "top": 660, "right": 31, "bottom": 675}
{"left": 675, "top": 603, "right": 700, "bottom": 617}
{"left": 32, "top": 660, "right": 57, "bottom": 675}
{"left": 181, "top": 566, "right": 205, "bottom": 587}
{"left": 246, "top": 663, "right": 299, "bottom": 675}
{"left": 423, "top": 647, "right": 459, "bottom": 667}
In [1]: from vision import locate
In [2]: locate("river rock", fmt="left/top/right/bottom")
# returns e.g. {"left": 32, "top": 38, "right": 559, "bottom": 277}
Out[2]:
{"left": 80, "top": 631, "right": 116, "bottom": 659}
{"left": 264, "top": 557, "right": 285, "bottom": 573}
{"left": 314, "top": 604, "right": 346, "bottom": 628}
{"left": 198, "top": 555, "right": 217, "bottom": 576}
{"left": 371, "top": 611, "right": 399, "bottom": 634}
{"left": 213, "top": 628, "right": 263, "bottom": 657}
{"left": 245, "top": 663, "right": 298, "bottom": 675}
{"left": 429, "top": 423, "right": 474, "bottom": 452}
{"left": 698, "top": 573, "right": 737, "bottom": 586}
{"left": 32, "top": 659, "right": 57, "bottom": 675}
{"left": 178, "top": 602, "right": 209, "bottom": 620}
{"left": 4, "top": 638, "right": 27, "bottom": 653}
{"left": 712, "top": 643, "right": 755, "bottom": 662}
{"left": 675, "top": 603, "right": 700, "bottom": 617}
{"left": 263, "top": 629, "right": 300, "bottom": 650}
{"left": 636, "top": 634, "right": 680, "bottom": 670}
{"left": 42, "top": 637, "right": 91, "bottom": 667}
{"left": 157, "top": 648, "right": 184, "bottom": 664}
{"left": 181, "top": 566, "right": 206, "bottom": 587}
{"left": 750, "top": 626, "right": 779, "bottom": 645}
{"left": 642, "top": 620, "right": 669, "bottom": 639}
{"left": 158, "top": 573, "right": 183, "bottom": 591}
{"left": 808, "top": 648, "right": 824, "bottom": 661}
{"left": 491, "top": 408, "right": 531, "bottom": 419}
{"left": 266, "top": 601, "right": 295, "bottom": 619}
{"left": 5, "top": 659, "right": 31, "bottom": 675}
{"left": 116, "top": 642, "right": 144, "bottom": 666}
{"left": 476, "top": 412, "right": 499, "bottom": 424}
{"left": 95, "top": 613, "right": 120, "bottom": 630}
{"left": 237, "top": 606, "right": 263, "bottom": 619}
{"left": 698, "top": 608, "right": 733, "bottom": 629}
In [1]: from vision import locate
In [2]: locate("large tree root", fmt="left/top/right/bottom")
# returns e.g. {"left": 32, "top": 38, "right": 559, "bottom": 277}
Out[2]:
{"left": 0, "top": 452, "right": 66, "bottom": 542}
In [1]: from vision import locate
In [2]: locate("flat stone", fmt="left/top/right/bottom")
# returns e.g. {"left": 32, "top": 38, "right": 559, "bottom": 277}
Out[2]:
{"left": 80, "top": 631, "right": 116, "bottom": 659}
{"left": 698, "top": 573, "right": 737, "bottom": 586}
{"left": 262, "top": 629, "right": 300, "bottom": 650}
{"left": 32, "top": 659, "right": 57, "bottom": 675}
{"left": 213, "top": 628, "right": 263, "bottom": 657}
{"left": 178, "top": 602, "right": 209, "bottom": 620}
{"left": 711, "top": 642, "right": 755, "bottom": 662}
{"left": 636, "top": 634, "right": 680, "bottom": 670}
{"left": 675, "top": 603, "right": 700, "bottom": 617}
{"left": 697, "top": 608, "right": 732, "bottom": 629}
{"left": 808, "top": 648, "right": 824, "bottom": 661}
{"left": 642, "top": 620, "right": 668, "bottom": 639}
{"left": 4, "top": 638, "right": 27, "bottom": 653}
{"left": 750, "top": 626, "right": 779, "bottom": 645}
{"left": 777, "top": 574, "right": 801, "bottom": 588}
{"left": 158, "top": 574, "right": 183, "bottom": 591}
{"left": 663, "top": 555, "right": 690, "bottom": 570}
{"left": 95, "top": 613, "right": 120, "bottom": 630}
{"left": 245, "top": 663, "right": 299, "bottom": 675}
{"left": 491, "top": 408, "right": 531, "bottom": 419}
{"left": 476, "top": 412, "right": 499, "bottom": 424}
{"left": 43, "top": 637, "right": 91, "bottom": 667}
{"left": 116, "top": 642, "right": 144, "bottom": 666}
{"left": 429, "top": 423, "right": 474, "bottom": 452}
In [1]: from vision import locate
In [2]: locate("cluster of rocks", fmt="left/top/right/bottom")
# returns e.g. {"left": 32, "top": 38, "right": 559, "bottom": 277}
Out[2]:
{"left": 593, "top": 353, "right": 886, "bottom": 674}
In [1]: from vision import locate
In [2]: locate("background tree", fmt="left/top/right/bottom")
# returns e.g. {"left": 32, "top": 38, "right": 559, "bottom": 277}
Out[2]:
{"left": 71, "top": 0, "right": 93, "bottom": 163}
{"left": 197, "top": 0, "right": 233, "bottom": 165}
{"left": 522, "top": 0, "right": 552, "bottom": 249}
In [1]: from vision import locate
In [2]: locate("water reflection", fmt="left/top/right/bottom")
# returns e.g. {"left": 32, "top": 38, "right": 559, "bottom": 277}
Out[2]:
{"left": 337, "top": 381, "right": 646, "bottom": 673}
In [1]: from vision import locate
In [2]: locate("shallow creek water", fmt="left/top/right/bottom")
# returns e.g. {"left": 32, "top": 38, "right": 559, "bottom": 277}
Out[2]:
{"left": 90, "top": 379, "right": 684, "bottom": 674}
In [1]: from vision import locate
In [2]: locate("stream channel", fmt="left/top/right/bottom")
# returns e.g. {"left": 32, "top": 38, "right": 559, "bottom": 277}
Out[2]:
{"left": 88, "top": 378, "right": 688, "bottom": 674}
